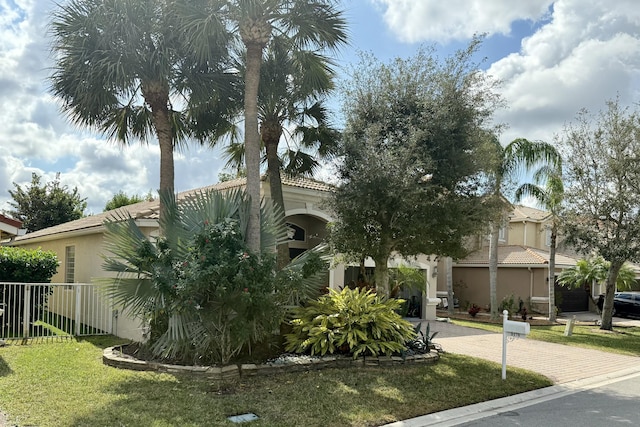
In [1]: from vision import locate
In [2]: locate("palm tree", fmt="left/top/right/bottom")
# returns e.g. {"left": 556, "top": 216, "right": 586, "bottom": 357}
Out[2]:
{"left": 221, "top": 37, "right": 341, "bottom": 268}
{"left": 486, "top": 137, "right": 561, "bottom": 319}
{"left": 515, "top": 161, "right": 564, "bottom": 321}
{"left": 176, "top": 0, "right": 347, "bottom": 252}
{"left": 49, "top": 0, "right": 233, "bottom": 226}
{"left": 558, "top": 257, "right": 636, "bottom": 315}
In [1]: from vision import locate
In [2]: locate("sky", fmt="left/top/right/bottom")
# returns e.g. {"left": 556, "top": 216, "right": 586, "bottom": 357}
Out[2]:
{"left": 1, "top": 0, "right": 639, "bottom": 215}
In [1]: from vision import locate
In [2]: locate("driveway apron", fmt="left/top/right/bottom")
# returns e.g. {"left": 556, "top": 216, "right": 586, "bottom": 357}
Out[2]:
{"left": 427, "top": 321, "right": 639, "bottom": 384}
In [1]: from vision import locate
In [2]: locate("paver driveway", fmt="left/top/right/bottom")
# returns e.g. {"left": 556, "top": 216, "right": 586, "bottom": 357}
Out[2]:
{"left": 426, "top": 321, "right": 638, "bottom": 384}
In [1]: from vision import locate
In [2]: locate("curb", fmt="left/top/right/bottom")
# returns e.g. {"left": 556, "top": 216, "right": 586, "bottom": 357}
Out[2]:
{"left": 382, "top": 365, "right": 640, "bottom": 427}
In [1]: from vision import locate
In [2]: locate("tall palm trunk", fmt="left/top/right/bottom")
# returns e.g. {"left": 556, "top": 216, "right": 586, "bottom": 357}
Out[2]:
{"left": 262, "top": 122, "right": 289, "bottom": 269}
{"left": 142, "top": 80, "right": 174, "bottom": 231}
{"left": 489, "top": 222, "right": 499, "bottom": 319}
{"left": 548, "top": 225, "right": 558, "bottom": 322}
{"left": 242, "top": 40, "right": 264, "bottom": 252}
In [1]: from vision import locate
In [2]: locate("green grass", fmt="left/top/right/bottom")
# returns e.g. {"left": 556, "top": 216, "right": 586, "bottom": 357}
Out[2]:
{"left": 0, "top": 336, "right": 551, "bottom": 427}
{"left": 452, "top": 319, "right": 640, "bottom": 356}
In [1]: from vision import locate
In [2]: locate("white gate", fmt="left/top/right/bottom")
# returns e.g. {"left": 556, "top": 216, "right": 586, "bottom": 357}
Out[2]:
{"left": 0, "top": 282, "right": 113, "bottom": 341}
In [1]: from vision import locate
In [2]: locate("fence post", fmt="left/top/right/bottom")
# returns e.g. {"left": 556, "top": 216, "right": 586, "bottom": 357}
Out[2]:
{"left": 75, "top": 285, "right": 82, "bottom": 336}
{"left": 23, "top": 285, "right": 31, "bottom": 339}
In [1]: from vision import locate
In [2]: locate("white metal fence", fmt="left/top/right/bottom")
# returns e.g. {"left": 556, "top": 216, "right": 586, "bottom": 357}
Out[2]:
{"left": 0, "top": 282, "right": 113, "bottom": 341}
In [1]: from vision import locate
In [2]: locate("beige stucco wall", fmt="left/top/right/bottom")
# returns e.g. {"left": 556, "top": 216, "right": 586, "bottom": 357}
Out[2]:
{"left": 450, "top": 266, "right": 551, "bottom": 312}
{"left": 15, "top": 227, "right": 155, "bottom": 341}
{"left": 508, "top": 220, "right": 556, "bottom": 251}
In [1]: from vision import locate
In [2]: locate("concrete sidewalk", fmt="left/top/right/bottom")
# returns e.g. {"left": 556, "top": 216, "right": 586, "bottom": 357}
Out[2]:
{"left": 385, "top": 317, "right": 640, "bottom": 426}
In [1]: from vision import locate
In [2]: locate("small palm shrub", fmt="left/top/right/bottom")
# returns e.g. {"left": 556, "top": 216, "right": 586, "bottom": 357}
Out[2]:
{"left": 285, "top": 287, "right": 416, "bottom": 358}
{"left": 100, "top": 189, "right": 326, "bottom": 365}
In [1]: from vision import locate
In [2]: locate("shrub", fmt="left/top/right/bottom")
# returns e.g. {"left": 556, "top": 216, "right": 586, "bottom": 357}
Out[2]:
{"left": 468, "top": 304, "right": 480, "bottom": 317}
{"left": 285, "top": 287, "right": 416, "bottom": 358}
{"left": 0, "top": 247, "right": 58, "bottom": 283}
{"left": 101, "top": 189, "right": 327, "bottom": 366}
{"left": 0, "top": 247, "right": 59, "bottom": 328}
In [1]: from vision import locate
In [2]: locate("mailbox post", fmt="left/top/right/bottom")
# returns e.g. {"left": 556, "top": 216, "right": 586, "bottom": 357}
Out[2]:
{"left": 502, "top": 310, "right": 530, "bottom": 380}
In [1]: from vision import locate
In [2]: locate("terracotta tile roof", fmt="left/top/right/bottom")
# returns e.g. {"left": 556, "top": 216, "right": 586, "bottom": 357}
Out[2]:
{"left": 12, "top": 176, "right": 333, "bottom": 242}
{"left": 510, "top": 205, "right": 551, "bottom": 222}
{"left": 456, "top": 245, "right": 578, "bottom": 267}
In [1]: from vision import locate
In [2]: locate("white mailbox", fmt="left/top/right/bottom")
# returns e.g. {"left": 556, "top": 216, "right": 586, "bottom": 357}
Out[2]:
{"left": 502, "top": 310, "right": 530, "bottom": 380}
{"left": 504, "top": 319, "right": 530, "bottom": 336}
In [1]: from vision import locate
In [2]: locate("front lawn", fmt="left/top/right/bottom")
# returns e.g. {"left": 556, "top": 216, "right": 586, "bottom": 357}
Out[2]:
{"left": 452, "top": 319, "right": 640, "bottom": 356}
{"left": 0, "top": 336, "right": 551, "bottom": 427}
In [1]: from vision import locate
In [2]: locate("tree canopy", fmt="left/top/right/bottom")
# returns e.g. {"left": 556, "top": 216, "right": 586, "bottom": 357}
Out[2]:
{"left": 328, "top": 40, "right": 502, "bottom": 295}
{"left": 219, "top": 36, "right": 341, "bottom": 267}
{"left": 176, "top": 0, "right": 347, "bottom": 252}
{"left": 49, "top": 0, "right": 236, "bottom": 226}
{"left": 104, "top": 191, "right": 153, "bottom": 212}
{"left": 561, "top": 98, "right": 640, "bottom": 330}
{"left": 8, "top": 173, "right": 87, "bottom": 232}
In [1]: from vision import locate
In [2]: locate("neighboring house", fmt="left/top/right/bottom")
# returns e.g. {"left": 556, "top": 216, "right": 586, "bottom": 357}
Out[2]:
{"left": 0, "top": 213, "right": 25, "bottom": 243}
{"left": 437, "top": 205, "right": 589, "bottom": 314}
{"left": 8, "top": 176, "right": 442, "bottom": 341}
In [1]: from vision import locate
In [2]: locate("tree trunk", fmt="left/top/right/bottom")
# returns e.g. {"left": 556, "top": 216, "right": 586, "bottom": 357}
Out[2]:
{"left": 373, "top": 254, "right": 390, "bottom": 298}
{"left": 142, "top": 80, "right": 173, "bottom": 234}
{"left": 445, "top": 257, "right": 454, "bottom": 316}
{"left": 548, "top": 226, "right": 557, "bottom": 322}
{"left": 489, "top": 222, "right": 499, "bottom": 319}
{"left": 243, "top": 41, "right": 264, "bottom": 253}
{"left": 600, "top": 260, "right": 623, "bottom": 330}
{"left": 262, "top": 124, "right": 288, "bottom": 269}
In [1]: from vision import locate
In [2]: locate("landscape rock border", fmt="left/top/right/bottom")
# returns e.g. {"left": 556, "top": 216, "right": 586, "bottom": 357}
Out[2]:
{"left": 103, "top": 345, "right": 439, "bottom": 382}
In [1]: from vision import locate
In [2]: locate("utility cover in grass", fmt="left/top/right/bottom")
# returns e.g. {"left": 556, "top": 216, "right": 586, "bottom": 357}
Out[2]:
{"left": 227, "top": 413, "right": 259, "bottom": 423}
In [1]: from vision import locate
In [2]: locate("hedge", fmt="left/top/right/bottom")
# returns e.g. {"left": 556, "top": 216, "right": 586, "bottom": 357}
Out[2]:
{"left": 0, "top": 247, "right": 59, "bottom": 283}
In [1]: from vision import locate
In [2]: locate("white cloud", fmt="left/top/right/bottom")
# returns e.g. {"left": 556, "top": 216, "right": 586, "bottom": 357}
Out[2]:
{"left": 490, "top": 0, "right": 640, "bottom": 144}
{"left": 373, "top": 0, "right": 552, "bottom": 43}
{"left": 0, "top": 0, "right": 227, "bottom": 216}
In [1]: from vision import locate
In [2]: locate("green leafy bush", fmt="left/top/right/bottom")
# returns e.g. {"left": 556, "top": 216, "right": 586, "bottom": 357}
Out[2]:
{"left": 285, "top": 287, "right": 416, "bottom": 358}
{"left": 0, "top": 247, "right": 58, "bottom": 282}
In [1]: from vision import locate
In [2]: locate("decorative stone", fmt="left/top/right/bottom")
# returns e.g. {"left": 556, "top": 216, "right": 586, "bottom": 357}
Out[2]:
{"left": 101, "top": 346, "right": 440, "bottom": 380}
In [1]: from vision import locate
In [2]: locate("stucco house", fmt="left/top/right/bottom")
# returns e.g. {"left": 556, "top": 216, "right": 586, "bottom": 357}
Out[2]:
{"left": 436, "top": 205, "right": 594, "bottom": 314}
{"left": 6, "top": 176, "right": 441, "bottom": 341}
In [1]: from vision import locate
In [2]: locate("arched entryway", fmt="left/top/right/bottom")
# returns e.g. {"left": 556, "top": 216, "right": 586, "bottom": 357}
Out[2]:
{"left": 283, "top": 213, "right": 329, "bottom": 262}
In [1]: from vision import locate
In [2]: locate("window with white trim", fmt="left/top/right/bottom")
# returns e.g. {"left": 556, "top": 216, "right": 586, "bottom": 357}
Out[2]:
{"left": 545, "top": 228, "right": 552, "bottom": 247}
{"left": 65, "top": 245, "right": 75, "bottom": 284}
{"left": 498, "top": 225, "right": 507, "bottom": 242}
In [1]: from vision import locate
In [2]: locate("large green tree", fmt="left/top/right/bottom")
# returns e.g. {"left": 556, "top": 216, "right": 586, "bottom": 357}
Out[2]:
{"left": 176, "top": 0, "right": 347, "bottom": 252}
{"left": 49, "top": 0, "right": 234, "bottom": 225}
{"left": 8, "top": 173, "right": 87, "bottom": 232}
{"left": 220, "top": 37, "right": 341, "bottom": 268}
{"left": 514, "top": 154, "right": 564, "bottom": 321}
{"left": 561, "top": 99, "right": 640, "bottom": 330}
{"left": 329, "top": 42, "right": 502, "bottom": 296}
{"left": 103, "top": 191, "right": 154, "bottom": 212}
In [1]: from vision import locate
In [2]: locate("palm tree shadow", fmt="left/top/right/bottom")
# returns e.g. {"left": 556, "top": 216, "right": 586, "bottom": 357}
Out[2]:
{"left": 0, "top": 356, "right": 13, "bottom": 377}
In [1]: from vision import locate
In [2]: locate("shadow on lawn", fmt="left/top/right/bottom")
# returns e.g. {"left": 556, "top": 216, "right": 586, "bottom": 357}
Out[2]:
{"left": 0, "top": 356, "right": 12, "bottom": 376}
{"left": 68, "top": 353, "right": 550, "bottom": 427}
